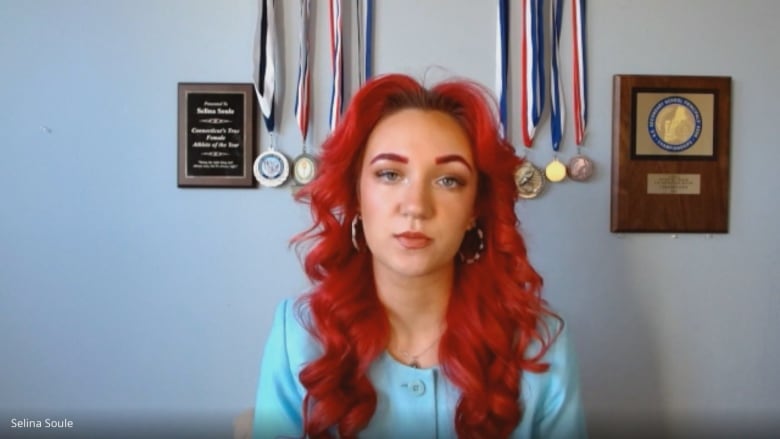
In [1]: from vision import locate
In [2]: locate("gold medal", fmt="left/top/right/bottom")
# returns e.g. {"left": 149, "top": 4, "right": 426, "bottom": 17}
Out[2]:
{"left": 567, "top": 154, "right": 595, "bottom": 182}
{"left": 515, "top": 160, "right": 545, "bottom": 199}
{"left": 545, "top": 158, "right": 567, "bottom": 182}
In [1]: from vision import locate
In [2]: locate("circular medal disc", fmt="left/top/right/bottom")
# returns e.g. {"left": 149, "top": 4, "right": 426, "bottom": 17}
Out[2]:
{"left": 292, "top": 153, "right": 318, "bottom": 186}
{"left": 567, "top": 154, "right": 595, "bottom": 182}
{"left": 545, "top": 158, "right": 567, "bottom": 183}
{"left": 253, "top": 150, "right": 290, "bottom": 187}
{"left": 515, "top": 160, "right": 545, "bottom": 199}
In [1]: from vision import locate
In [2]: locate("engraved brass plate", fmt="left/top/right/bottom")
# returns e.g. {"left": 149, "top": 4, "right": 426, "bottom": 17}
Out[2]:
{"left": 647, "top": 174, "right": 701, "bottom": 195}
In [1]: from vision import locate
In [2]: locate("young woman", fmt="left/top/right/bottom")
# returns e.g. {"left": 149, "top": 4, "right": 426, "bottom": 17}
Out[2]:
{"left": 252, "top": 73, "right": 587, "bottom": 439}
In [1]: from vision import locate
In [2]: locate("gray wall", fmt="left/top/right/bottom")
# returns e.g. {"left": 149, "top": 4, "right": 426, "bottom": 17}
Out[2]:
{"left": 2, "top": 0, "right": 778, "bottom": 437}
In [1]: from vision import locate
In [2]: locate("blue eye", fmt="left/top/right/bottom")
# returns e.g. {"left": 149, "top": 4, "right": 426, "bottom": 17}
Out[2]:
{"left": 437, "top": 176, "right": 464, "bottom": 189}
{"left": 376, "top": 169, "right": 401, "bottom": 182}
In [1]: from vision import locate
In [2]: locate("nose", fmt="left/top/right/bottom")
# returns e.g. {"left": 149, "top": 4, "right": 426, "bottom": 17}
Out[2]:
{"left": 400, "top": 177, "right": 433, "bottom": 219}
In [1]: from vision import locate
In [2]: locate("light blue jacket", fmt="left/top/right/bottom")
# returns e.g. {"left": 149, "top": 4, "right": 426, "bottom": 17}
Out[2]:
{"left": 252, "top": 298, "right": 587, "bottom": 438}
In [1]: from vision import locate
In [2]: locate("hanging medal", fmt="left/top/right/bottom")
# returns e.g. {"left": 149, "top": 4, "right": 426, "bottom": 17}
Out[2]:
{"left": 291, "top": 0, "right": 317, "bottom": 187}
{"left": 566, "top": 0, "right": 594, "bottom": 182}
{"left": 546, "top": 0, "right": 567, "bottom": 183}
{"left": 253, "top": 0, "right": 290, "bottom": 187}
{"left": 514, "top": 0, "right": 545, "bottom": 197}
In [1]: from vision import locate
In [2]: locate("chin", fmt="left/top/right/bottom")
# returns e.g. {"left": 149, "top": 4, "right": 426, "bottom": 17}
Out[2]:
{"left": 384, "top": 257, "right": 453, "bottom": 279}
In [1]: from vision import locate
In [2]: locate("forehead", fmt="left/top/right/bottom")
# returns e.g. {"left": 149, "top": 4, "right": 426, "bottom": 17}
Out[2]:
{"left": 363, "top": 109, "right": 474, "bottom": 164}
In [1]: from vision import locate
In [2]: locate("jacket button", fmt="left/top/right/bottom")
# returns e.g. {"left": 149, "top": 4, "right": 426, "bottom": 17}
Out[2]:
{"left": 403, "top": 380, "right": 426, "bottom": 396}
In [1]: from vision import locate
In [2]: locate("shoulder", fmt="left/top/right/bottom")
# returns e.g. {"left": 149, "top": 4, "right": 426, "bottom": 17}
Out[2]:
{"left": 524, "top": 313, "right": 580, "bottom": 387}
{"left": 519, "top": 314, "right": 587, "bottom": 438}
{"left": 268, "top": 297, "right": 322, "bottom": 369}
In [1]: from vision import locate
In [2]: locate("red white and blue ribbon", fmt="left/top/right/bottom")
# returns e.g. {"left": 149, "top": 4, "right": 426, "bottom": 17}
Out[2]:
{"left": 572, "top": 0, "right": 588, "bottom": 145}
{"left": 329, "top": 0, "right": 343, "bottom": 132}
{"left": 357, "top": 0, "right": 374, "bottom": 86}
{"left": 294, "top": 0, "right": 311, "bottom": 146}
{"left": 550, "top": 0, "right": 565, "bottom": 152}
{"left": 254, "top": 0, "right": 277, "bottom": 138}
{"left": 496, "top": 0, "right": 509, "bottom": 137}
{"left": 521, "top": 0, "right": 545, "bottom": 147}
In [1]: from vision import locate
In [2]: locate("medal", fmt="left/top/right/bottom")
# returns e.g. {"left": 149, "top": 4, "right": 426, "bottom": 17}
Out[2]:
{"left": 292, "top": 153, "right": 317, "bottom": 185}
{"left": 253, "top": 149, "right": 290, "bottom": 187}
{"left": 515, "top": 160, "right": 545, "bottom": 199}
{"left": 254, "top": 0, "right": 292, "bottom": 189}
{"left": 545, "top": 157, "right": 567, "bottom": 182}
{"left": 545, "top": 0, "right": 567, "bottom": 185}
{"left": 567, "top": 153, "right": 594, "bottom": 181}
{"left": 291, "top": 0, "right": 316, "bottom": 189}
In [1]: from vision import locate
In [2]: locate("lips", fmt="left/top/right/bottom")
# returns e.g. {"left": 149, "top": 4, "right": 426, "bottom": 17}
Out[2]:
{"left": 394, "top": 231, "right": 433, "bottom": 250}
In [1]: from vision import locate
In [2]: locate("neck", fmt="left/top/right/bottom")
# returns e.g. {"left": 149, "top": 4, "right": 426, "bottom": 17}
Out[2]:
{"left": 373, "top": 263, "right": 452, "bottom": 366}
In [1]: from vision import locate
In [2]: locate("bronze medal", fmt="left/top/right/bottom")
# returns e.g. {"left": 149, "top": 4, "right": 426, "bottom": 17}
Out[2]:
{"left": 567, "top": 154, "right": 595, "bottom": 182}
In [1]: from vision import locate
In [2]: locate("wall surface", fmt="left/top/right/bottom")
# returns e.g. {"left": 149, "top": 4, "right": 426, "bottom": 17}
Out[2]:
{"left": 2, "top": 0, "right": 779, "bottom": 437}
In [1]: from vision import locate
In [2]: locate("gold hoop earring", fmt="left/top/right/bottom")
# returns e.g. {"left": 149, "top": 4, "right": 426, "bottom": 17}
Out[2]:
{"left": 351, "top": 215, "right": 361, "bottom": 251}
{"left": 459, "top": 226, "right": 484, "bottom": 264}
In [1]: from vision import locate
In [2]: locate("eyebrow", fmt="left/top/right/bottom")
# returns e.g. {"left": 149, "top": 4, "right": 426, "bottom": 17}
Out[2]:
{"left": 369, "top": 153, "right": 408, "bottom": 165}
{"left": 435, "top": 154, "right": 473, "bottom": 171}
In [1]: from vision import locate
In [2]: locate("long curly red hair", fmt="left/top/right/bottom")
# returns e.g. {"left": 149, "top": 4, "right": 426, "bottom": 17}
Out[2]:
{"left": 291, "top": 73, "right": 559, "bottom": 439}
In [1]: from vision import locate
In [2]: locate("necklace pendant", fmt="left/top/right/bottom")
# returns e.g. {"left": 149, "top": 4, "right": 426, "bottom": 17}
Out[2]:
{"left": 409, "top": 360, "right": 420, "bottom": 369}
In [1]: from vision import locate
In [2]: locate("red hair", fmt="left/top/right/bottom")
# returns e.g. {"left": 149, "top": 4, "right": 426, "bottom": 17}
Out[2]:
{"left": 291, "top": 73, "right": 559, "bottom": 438}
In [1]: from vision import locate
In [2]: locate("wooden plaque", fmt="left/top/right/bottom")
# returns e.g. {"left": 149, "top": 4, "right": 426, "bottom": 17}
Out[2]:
{"left": 610, "top": 75, "right": 731, "bottom": 233}
{"left": 177, "top": 83, "right": 256, "bottom": 188}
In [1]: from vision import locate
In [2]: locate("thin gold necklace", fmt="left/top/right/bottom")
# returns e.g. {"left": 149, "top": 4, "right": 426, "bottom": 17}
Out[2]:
{"left": 397, "top": 334, "right": 443, "bottom": 369}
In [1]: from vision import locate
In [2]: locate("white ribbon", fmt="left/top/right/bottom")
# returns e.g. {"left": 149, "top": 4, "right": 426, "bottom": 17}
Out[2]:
{"left": 254, "top": 0, "right": 277, "bottom": 137}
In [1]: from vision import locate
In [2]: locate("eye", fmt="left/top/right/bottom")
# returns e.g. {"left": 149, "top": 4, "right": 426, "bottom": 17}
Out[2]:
{"left": 375, "top": 169, "right": 402, "bottom": 183}
{"left": 436, "top": 176, "right": 465, "bottom": 189}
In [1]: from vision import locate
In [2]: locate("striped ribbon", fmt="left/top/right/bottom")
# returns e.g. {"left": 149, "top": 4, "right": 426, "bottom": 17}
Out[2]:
{"left": 520, "top": 0, "right": 545, "bottom": 147}
{"left": 550, "top": 0, "right": 565, "bottom": 151}
{"left": 496, "top": 0, "right": 509, "bottom": 137}
{"left": 356, "top": 0, "right": 374, "bottom": 86}
{"left": 572, "top": 0, "right": 588, "bottom": 145}
{"left": 329, "top": 0, "right": 343, "bottom": 132}
{"left": 255, "top": 0, "right": 277, "bottom": 136}
{"left": 294, "top": 0, "right": 311, "bottom": 146}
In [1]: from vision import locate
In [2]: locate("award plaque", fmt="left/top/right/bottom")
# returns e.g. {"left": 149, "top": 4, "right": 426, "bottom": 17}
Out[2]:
{"left": 611, "top": 75, "right": 731, "bottom": 233}
{"left": 177, "top": 83, "right": 256, "bottom": 188}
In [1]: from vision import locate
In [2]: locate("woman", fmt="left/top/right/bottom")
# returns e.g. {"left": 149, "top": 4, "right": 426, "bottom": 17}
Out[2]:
{"left": 252, "top": 73, "right": 587, "bottom": 438}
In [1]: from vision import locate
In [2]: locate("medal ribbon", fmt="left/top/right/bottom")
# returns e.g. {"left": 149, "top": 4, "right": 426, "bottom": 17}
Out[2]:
{"left": 357, "top": 0, "right": 374, "bottom": 85}
{"left": 329, "top": 0, "right": 343, "bottom": 132}
{"left": 550, "top": 0, "right": 565, "bottom": 152}
{"left": 496, "top": 0, "right": 509, "bottom": 137}
{"left": 255, "top": 0, "right": 277, "bottom": 142}
{"left": 520, "top": 0, "right": 545, "bottom": 147}
{"left": 572, "top": 0, "right": 588, "bottom": 145}
{"left": 294, "top": 0, "right": 311, "bottom": 147}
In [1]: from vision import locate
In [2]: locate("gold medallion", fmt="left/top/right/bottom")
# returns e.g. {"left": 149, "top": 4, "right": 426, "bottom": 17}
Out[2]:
{"left": 515, "top": 160, "right": 545, "bottom": 199}
{"left": 545, "top": 158, "right": 567, "bottom": 182}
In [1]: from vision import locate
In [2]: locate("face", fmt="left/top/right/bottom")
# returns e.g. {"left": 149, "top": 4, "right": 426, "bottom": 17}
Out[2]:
{"left": 358, "top": 109, "right": 478, "bottom": 280}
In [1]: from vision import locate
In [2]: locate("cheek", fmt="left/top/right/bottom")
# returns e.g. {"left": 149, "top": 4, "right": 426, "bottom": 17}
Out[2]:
{"left": 448, "top": 188, "right": 478, "bottom": 227}
{"left": 357, "top": 179, "right": 391, "bottom": 229}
